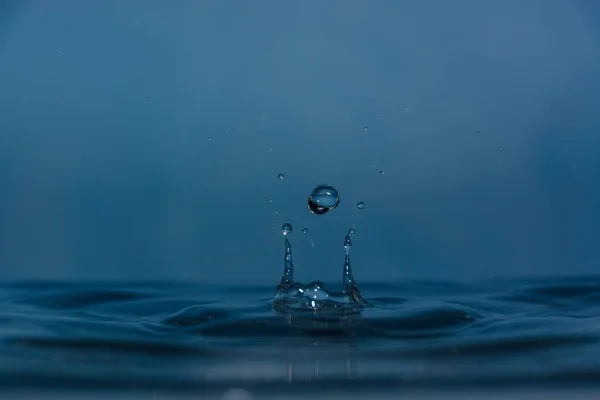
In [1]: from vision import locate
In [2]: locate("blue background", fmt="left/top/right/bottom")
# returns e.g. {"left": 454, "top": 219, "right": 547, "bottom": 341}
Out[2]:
{"left": 0, "top": 0, "right": 599, "bottom": 283}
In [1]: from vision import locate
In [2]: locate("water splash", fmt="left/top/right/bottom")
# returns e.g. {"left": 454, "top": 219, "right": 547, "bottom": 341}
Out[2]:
{"left": 273, "top": 226, "right": 369, "bottom": 315}
{"left": 342, "top": 227, "right": 366, "bottom": 304}
{"left": 275, "top": 236, "right": 294, "bottom": 292}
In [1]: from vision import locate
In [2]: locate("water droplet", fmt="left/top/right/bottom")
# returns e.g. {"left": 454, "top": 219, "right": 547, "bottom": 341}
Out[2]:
{"left": 307, "top": 185, "right": 340, "bottom": 215}
{"left": 278, "top": 174, "right": 284, "bottom": 180}
{"left": 272, "top": 222, "right": 276, "bottom": 227}
{"left": 268, "top": 198, "right": 273, "bottom": 204}
{"left": 363, "top": 126, "right": 369, "bottom": 131}
{"left": 357, "top": 201, "right": 365, "bottom": 210}
{"left": 302, "top": 228, "right": 308, "bottom": 234}
{"left": 379, "top": 170, "right": 384, "bottom": 175}
{"left": 275, "top": 210, "right": 279, "bottom": 215}
{"left": 282, "top": 223, "right": 292, "bottom": 236}
{"left": 208, "top": 136, "right": 212, "bottom": 142}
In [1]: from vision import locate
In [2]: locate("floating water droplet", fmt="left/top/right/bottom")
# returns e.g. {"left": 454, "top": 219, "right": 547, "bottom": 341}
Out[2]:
{"left": 278, "top": 174, "right": 284, "bottom": 180}
{"left": 307, "top": 185, "right": 340, "bottom": 215}
{"left": 302, "top": 228, "right": 308, "bottom": 234}
{"left": 379, "top": 170, "right": 384, "bottom": 175}
{"left": 268, "top": 198, "right": 273, "bottom": 203}
{"left": 357, "top": 201, "right": 365, "bottom": 210}
{"left": 208, "top": 136, "right": 212, "bottom": 142}
{"left": 272, "top": 222, "right": 276, "bottom": 227}
{"left": 282, "top": 223, "right": 292, "bottom": 236}
{"left": 363, "top": 126, "right": 369, "bottom": 131}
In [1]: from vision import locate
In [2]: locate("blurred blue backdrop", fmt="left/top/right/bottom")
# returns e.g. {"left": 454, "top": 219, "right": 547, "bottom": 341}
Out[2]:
{"left": 0, "top": 0, "right": 599, "bottom": 283}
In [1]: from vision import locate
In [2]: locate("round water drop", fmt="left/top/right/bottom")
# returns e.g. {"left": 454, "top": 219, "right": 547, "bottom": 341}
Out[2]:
{"left": 357, "top": 201, "right": 365, "bottom": 210}
{"left": 268, "top": 198, "right": 273, "bottom": 204}
{"left": 363, "top": 126, "right": 369, "bottom": 131}
{"left": 282, "top": 223, "right": 292, "bottom": 236}
{"left": 307, "top": 185, "right": 340, "bottom": 215}
{"left": 208, "top": 136, "right": 212, "bottom": 142}
{"left": 278, "top": 173, "right": 284, "bottom": 180}
{"left": 379, "top": 170, "right": 384, "bottom": 175}
{"left": 302, "top": 228, "right": 308, "bottom": 234}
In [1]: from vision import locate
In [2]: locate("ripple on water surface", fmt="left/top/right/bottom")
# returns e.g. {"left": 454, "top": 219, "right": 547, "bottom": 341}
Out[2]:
{"left": 2, "top": 277, "right": 600, "bottom": 395}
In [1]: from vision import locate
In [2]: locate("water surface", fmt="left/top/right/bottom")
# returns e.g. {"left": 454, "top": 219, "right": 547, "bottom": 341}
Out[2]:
{"left": 2, "top": 276, "right": 600, "bottom": 398}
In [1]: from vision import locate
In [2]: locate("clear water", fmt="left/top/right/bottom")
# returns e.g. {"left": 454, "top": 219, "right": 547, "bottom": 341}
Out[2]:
{"left": 3, "top": 229, "right": 600, "bottom": 398}
{"left": 4, "top": 277, "right": 600, "bottom": 398}
{"left": 1, "top": 226, "right": 598, "bottom": 399}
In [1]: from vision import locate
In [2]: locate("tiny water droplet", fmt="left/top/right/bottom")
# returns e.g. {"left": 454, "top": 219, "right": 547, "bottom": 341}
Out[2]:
{"left": 363, "top": 126, "right": 369, "bottom": 131}
{"left": 272, "top": 222, "right": 276, "bottom": 227}
{"left": 268, "top": 198, "right": 273, "bottom": 203}
{"left": 302, "top": 228, "right": 308, "bottom": 234}
{"left": 282, "top": 223, "right": 292, "bottom": 236}
{"left": 208, "top": 136, "right": 212, "bottom": 142}
{"left": 275, "top": 210, "right": 279, "bottom": 215}
{"left": 379, "top": 170, "right": 384, "bottom": 175}
{"left": 357, "top": 201, "right": 365, "bottom": 210}
{"left": 278, "top": 174, "right": 284, "bottom": 180}
{"left": 307, "top": 185, "right": 340, "bottom": 215}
